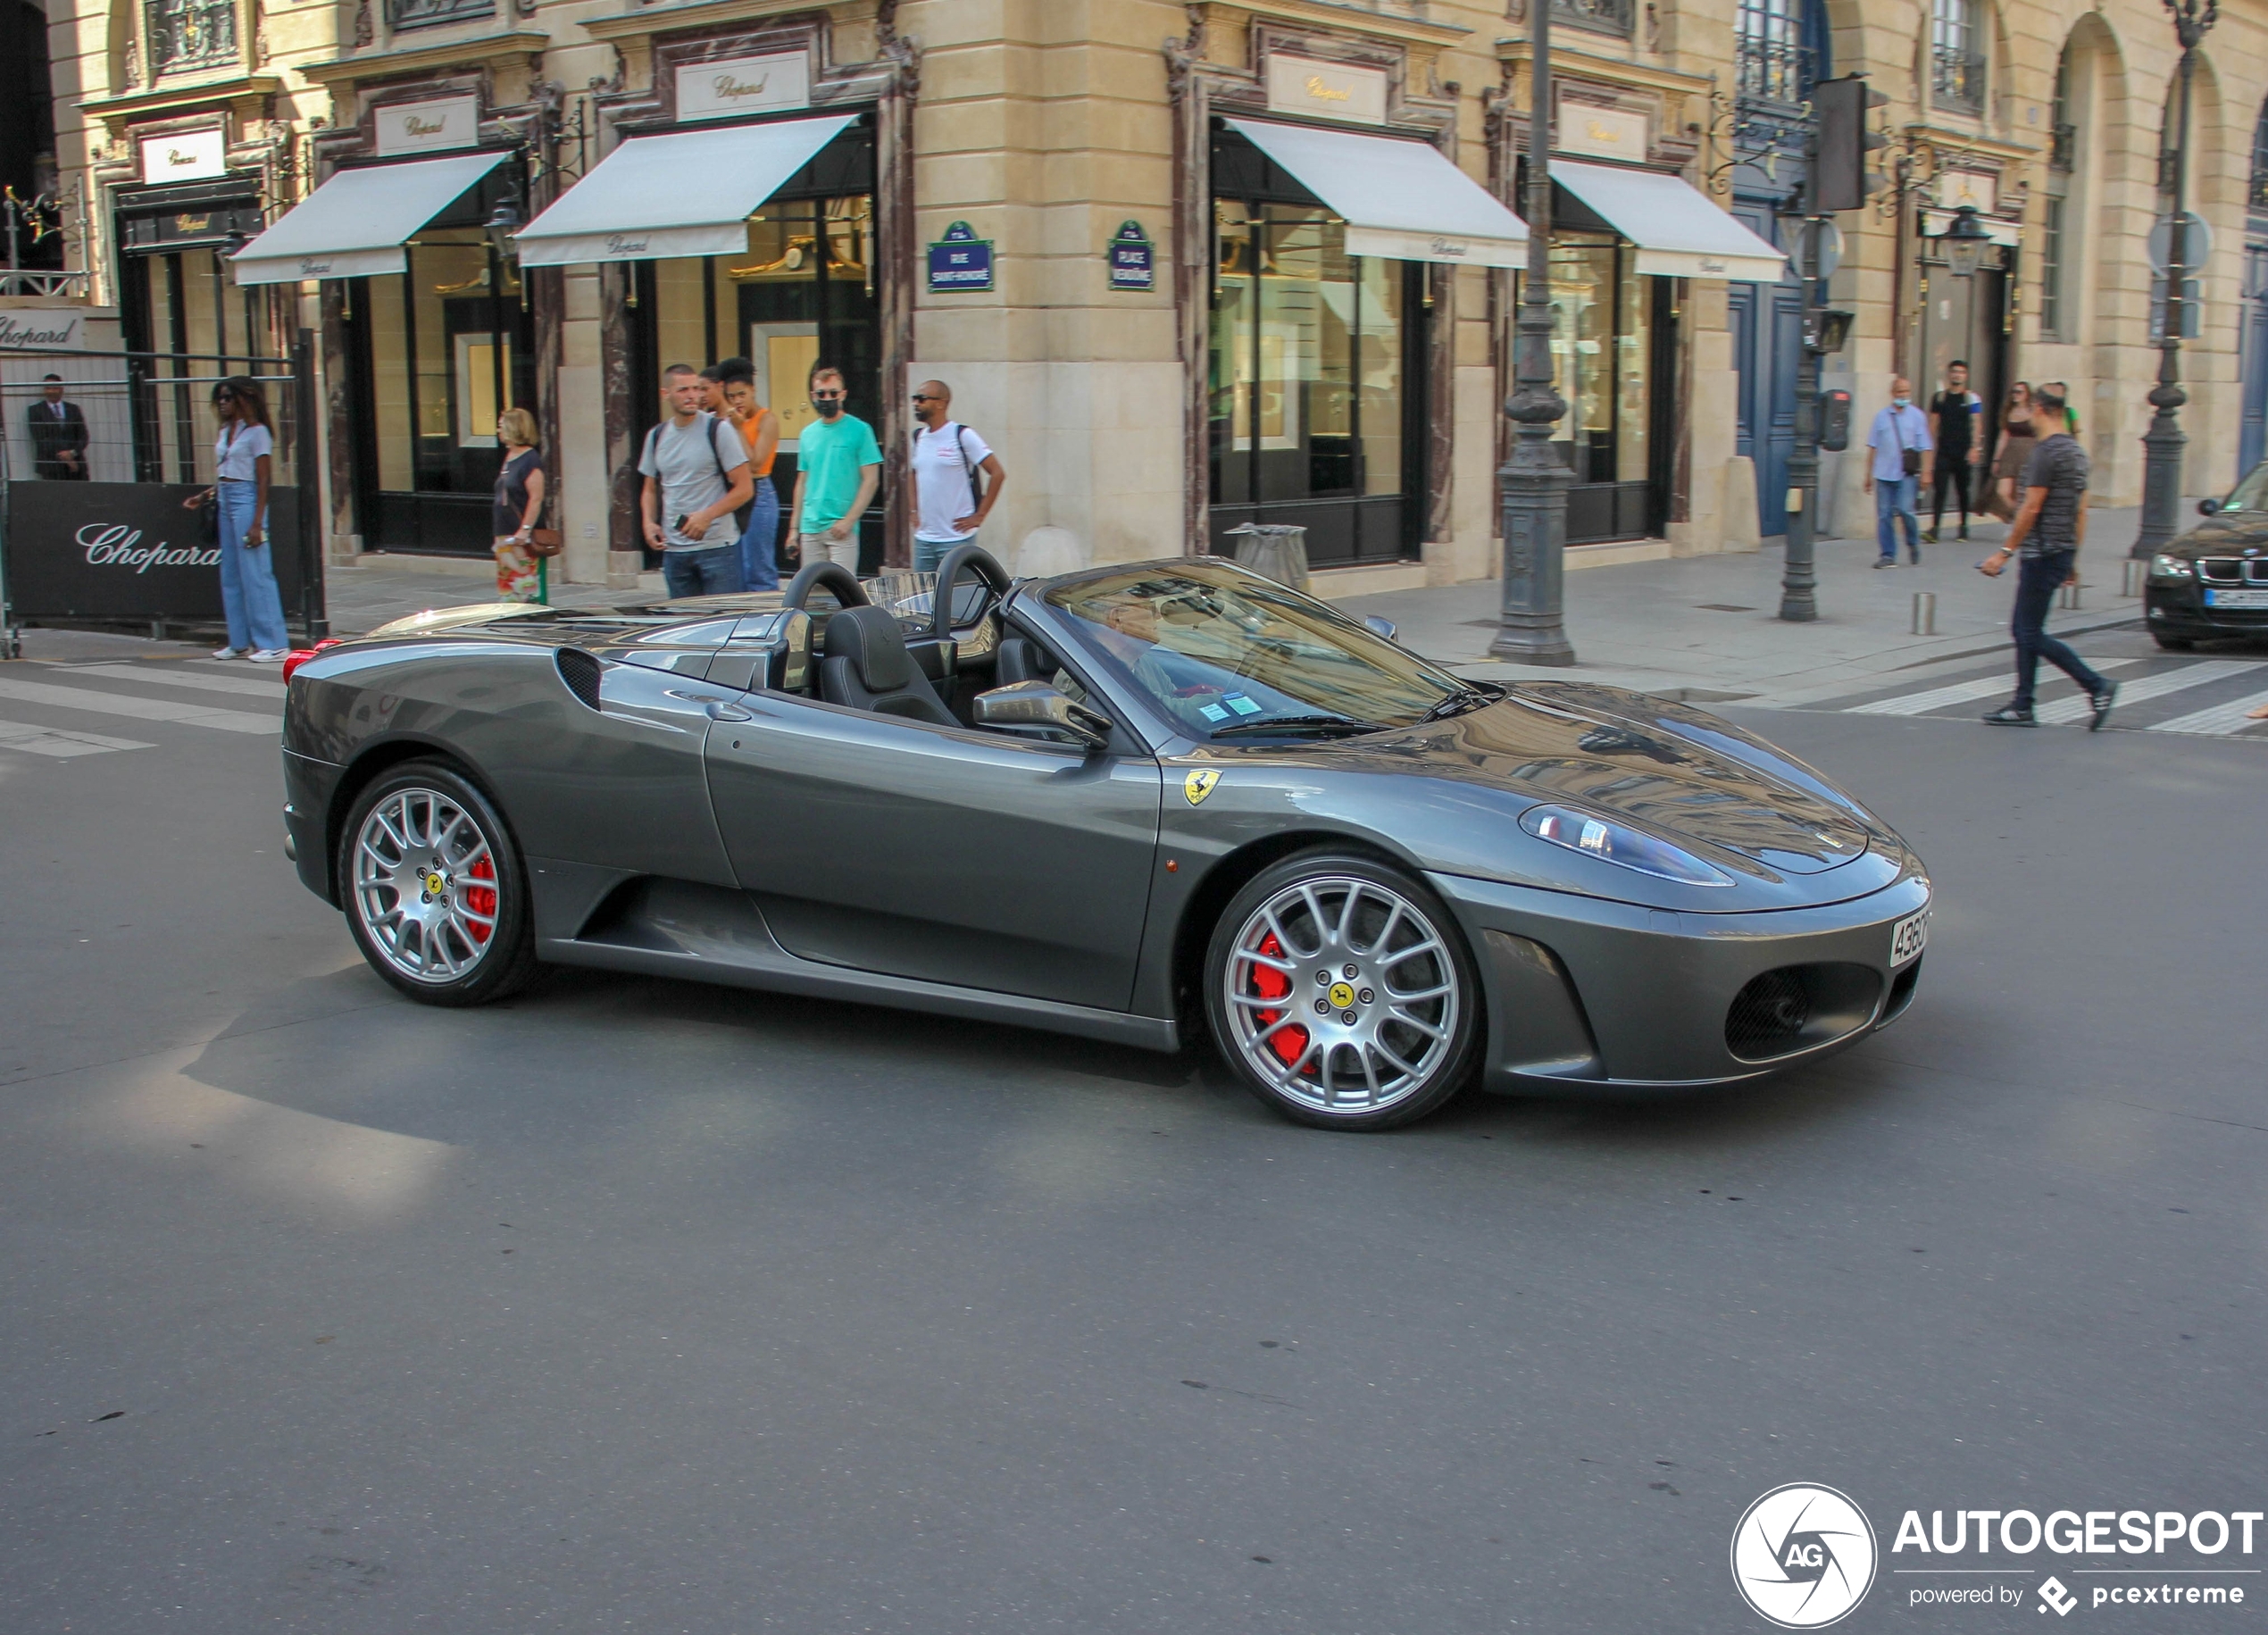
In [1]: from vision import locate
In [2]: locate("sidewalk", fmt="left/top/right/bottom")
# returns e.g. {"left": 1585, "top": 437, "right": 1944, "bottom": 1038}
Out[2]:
{"left": 1338, "top": 502, "right": 2187, "bottom": 705}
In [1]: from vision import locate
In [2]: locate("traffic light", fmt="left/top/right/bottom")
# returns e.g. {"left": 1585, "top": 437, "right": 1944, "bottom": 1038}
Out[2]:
{"left": 1814, "top": 76, "right": 1889, "bottom": 213}
{"left": 1819, "top": 388, "right": 1852, "bottom": 453}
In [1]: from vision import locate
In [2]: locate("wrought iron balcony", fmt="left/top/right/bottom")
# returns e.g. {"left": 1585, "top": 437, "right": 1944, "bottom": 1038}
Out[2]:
{"left": 2049, "top": 121, "right": 2076, "bottom": 172}
{"left": 1736, "top": 36, "right": 1812, "bottom": 111}
{"left": 1552, "top": 0, "right": 1634, "bottom": 38}
{"left": 388, "top": 0, "right": 494, "bottom": 29}
{"left": 1931, "top": 45, "right": 1986, "bottom": 116}
{"left": 145, "top": 0, "right": 236, "bottom": 75}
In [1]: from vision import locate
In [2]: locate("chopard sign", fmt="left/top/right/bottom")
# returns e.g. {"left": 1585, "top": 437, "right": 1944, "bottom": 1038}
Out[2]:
{"left": 79, "top": 523, "right": 221, "bottom": 572}
{"left": 605, "top": 234, "right": 650, "bottom": 255}
{"left": 0, "top": 314, "right": 81, "bottom": 349}
{"left": 675, "top": 52, "right": 810, "bottom": 121}
{"left": 710, "top": 71, "right": 771, "bottom": 100}
{"left": 297, "top": 257, "right": 333, "bottom": 276}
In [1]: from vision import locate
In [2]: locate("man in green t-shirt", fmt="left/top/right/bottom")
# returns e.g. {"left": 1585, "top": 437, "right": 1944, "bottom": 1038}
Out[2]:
{"left": 789, "top": 363, "right": 882, "bottom": 571}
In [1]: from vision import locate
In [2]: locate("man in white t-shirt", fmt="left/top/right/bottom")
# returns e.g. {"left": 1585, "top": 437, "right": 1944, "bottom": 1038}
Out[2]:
{"left": 909, "top": 380, "right": 1005, "bottom": 573}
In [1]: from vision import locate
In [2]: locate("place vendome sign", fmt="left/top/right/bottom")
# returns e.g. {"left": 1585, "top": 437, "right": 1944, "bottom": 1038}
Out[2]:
{"left": 676, "top": 52, "right": 813, "bottom": 122}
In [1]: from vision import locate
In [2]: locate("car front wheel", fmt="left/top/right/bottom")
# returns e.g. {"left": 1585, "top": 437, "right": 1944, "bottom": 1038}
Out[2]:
{"left": 338, "top": 761, "right": 537, "bottom": 1005}
{"left": 1205, "top": 851, "right": 1481, "bottom": 1130}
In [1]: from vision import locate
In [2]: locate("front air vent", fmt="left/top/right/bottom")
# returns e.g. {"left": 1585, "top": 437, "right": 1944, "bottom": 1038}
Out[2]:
{"left": 1725, "top": 962, "right": 1884, "bottom": 1062}
{"left": 556, "top": 647, "right": 603, "bottom": 711}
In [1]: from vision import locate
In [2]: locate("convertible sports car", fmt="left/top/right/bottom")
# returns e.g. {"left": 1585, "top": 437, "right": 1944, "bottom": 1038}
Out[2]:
{"left": 279, "top": 546, "right": 1930, "bottom": 1130}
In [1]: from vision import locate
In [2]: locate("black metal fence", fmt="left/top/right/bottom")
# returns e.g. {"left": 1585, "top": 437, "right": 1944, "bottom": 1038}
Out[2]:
{"left": 0, "top": 336, "right": 326, "bottom": 643}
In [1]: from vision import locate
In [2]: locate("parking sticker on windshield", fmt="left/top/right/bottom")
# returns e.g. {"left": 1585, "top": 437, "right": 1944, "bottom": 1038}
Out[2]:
{"left": 1223, "top": 693, "right": 1263, "bottom": 715}
{"left": 1197, "top": 702, "right": 1230, "bottom": 722}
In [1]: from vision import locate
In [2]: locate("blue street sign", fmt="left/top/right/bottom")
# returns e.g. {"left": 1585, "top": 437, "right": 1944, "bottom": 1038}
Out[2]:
{"left": 1108, "top": 220, "right": 1154, "bottom": 291}
{"left": 928, "top": 221, "right": 993, "bottom": 293}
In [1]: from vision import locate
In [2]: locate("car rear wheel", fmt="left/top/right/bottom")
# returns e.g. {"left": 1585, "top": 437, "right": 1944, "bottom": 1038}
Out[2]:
{"left": 1205, "top": 851, "right": 1480, "bottom": 1130}
{"left": 339, "top": 761, "right": 537, "bottom": 1006}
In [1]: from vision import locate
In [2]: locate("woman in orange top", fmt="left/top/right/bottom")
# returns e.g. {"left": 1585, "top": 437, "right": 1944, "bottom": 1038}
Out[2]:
{"left": 713, "top": 357, "right": 782, "bottom": 590}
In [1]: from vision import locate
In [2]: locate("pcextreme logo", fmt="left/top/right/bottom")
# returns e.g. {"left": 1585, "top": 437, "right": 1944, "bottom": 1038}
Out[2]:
{"left": 1731, "top": 1484, "right": 1880, "bottom": 1628}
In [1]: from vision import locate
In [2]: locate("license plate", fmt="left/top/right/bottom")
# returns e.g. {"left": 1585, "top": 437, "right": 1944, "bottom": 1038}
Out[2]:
{"left": 2203, "top": 588, "right": 2268, "bottom": 608}
{"left": 1890, "top": 908, "right": 1930, "bottom": 967}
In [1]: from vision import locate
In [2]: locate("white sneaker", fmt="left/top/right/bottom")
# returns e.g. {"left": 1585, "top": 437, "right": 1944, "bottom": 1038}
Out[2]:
{"left": 212, "top": 645, "right": 245, "bottom": 660}
{"left": 246, "top": 648, "right": 289, "bottom": 664}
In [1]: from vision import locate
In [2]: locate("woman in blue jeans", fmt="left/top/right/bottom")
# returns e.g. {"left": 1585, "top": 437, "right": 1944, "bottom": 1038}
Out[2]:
{"left": 187, "top": 376, "right": 290, "bottom": 661}
{"left": 719, "top": 365, "right": 782, "bottom": 590}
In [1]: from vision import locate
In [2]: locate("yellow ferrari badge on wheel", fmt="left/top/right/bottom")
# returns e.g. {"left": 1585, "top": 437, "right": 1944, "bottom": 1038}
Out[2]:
{"left": 1183, "top": 769, "right": 1221, "bottom": 806}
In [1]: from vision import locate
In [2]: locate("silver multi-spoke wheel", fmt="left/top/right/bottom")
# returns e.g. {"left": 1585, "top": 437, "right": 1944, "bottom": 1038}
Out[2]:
{"left": 1221, "top": 873, "right": 1463, "bottom": 1118}
{"left": 351, "top": 785, "right": 501, "bottom": 984}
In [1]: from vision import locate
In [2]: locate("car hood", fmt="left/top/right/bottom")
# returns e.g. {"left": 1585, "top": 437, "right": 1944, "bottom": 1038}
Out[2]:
{"left": 2161, "top": 513, "right": 2268, "bottom": 556}
{"left": 1204, "top": 682, "right": 1886, "bottom": 882}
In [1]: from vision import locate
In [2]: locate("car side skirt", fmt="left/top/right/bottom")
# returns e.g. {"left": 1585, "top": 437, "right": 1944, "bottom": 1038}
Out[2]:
{"left": 534, "top": 870, "right": 1181, "bottom": 1055}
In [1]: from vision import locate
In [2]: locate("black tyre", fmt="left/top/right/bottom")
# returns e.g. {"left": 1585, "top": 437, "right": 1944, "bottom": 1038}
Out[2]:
{"left": 338, "top": 760, "right": 538, "bottom": 1006}
{"left": 2151, "top": 631, "right": 2197, "bottom": 650}
{"left": 1204, "top": 849, "right": 1482, "bottom": 1130}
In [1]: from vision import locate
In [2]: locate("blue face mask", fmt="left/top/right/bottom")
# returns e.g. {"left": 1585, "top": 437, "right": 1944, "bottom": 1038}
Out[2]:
{"left": 1891, "top": 396, "right": 1911, "bottom": 410}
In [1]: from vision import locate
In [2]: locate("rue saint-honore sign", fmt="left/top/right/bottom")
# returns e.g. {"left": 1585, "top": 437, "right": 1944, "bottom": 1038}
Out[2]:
{"left": 927, "top": 221, "right": 993, "bottom": 293}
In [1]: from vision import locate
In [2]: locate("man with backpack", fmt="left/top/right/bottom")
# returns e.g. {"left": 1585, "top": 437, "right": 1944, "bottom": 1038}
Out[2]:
{"left": 909, "top": 379, "right": 1006, "bottom": 573}
{"left": 639, "top": 363, "right": 753, "bottom": 598}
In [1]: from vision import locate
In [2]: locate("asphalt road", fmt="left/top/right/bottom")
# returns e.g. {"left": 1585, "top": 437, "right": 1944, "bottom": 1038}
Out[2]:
{"left": 2, "top": 649, "right": 2263, "bottom": 1633}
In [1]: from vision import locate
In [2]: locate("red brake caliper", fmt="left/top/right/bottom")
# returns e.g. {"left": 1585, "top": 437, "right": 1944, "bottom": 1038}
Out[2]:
{"left": 1250, "top": 932, "right": 1309, "bottom": 1069}
{"left": 462, "top": 855, "right": 496, "bottom": 942}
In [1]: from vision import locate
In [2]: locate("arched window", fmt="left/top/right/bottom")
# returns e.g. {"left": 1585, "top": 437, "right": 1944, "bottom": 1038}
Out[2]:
{"left": 2041, "top": 45, "right": 2076, "bottom": 338}
{"left": 143, "top": 0, "right": 234, "bottom": 75}
{"left": 1931, "top": 0, "right": 1986, "bottom": 116}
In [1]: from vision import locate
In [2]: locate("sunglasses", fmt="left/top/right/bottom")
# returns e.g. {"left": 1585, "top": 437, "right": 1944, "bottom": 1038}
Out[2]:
{"left": 911, "top": 393, "right": 939, "bottom": 403}
{"left": 811, "top": 390, "right": 845, "bottom": 401}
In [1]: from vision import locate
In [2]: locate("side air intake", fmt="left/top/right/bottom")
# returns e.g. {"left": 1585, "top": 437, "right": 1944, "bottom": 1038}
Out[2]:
{"left": 556, "top": 647, "right": 603, "bottom": 711}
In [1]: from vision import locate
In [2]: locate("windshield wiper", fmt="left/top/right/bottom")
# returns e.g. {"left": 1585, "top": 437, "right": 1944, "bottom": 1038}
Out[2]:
{"left": 1415, "top": 683, "right": 1501, "bottom": 724}
{"left": 1208, "top": 713, "right": 1383, "bottom": 738}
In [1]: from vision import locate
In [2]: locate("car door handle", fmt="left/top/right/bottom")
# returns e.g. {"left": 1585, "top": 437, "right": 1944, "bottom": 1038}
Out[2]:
{"left": 704, "top": 700, "right": 754, "bottom": 722}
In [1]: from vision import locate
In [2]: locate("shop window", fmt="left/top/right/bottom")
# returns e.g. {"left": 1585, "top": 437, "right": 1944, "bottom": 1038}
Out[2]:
{"left": 1531, "top": 235, "right": 1651, "bottom": 486}
{"left": 1930, "top": 0, "right": 1986, "bottom": 117}
{"left": 145, "top": 0, "right": 236, "bottom": 75}
{"left": 1209, "top": 203, "right": 1409, "bottom": 532}
{"left": 122, "top": 234, "right": 273, "bottom": 481}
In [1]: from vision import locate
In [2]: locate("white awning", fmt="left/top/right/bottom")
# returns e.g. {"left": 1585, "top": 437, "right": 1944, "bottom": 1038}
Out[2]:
{"left": 513, "top": 114, "right": 856, "bottom": 268}
{"left": 1223, "top": 117, "right": 1529, "bottom": 269}
{"left": 1549, "top": 160, "right": 1786, "bottom": 282}
{"left": 230, "top": 151, "right": 508, "bottom": 286}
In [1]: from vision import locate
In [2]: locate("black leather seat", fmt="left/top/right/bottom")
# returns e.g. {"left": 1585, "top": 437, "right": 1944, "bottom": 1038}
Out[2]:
{"left": 818, "top": 605, "right": 958, "bottom": 727}
{"left": 994, "top": 636, "right": 1049, "bottom": 687}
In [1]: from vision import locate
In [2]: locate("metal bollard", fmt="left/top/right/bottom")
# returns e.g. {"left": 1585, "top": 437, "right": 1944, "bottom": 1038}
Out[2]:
{"left": 2122, "top": 558, "right": 2146, "bottom": 598}
{"left": 2059, "top": 580, "right": 2082, "bottom": 611}
{"left": 1911, "top": 591, "right": 1936, "bottom": 636}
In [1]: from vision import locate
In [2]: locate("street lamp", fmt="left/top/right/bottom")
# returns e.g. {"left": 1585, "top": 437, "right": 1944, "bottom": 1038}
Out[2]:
{"left": 1491, "top": 0, "right": 1575, "bottom": 664}
{"left": 1934, "top": 204, "right": 1992, "bottom": 279}
{"left": 2137, "top": 0, "right": 2219, "bottom": 558}
{"left": 484, "top": 187, "right": 524, "bottom": 264}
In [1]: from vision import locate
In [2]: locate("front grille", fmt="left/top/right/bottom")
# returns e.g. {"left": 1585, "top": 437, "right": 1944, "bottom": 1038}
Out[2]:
{"left": 555, "top": 647, "right": 603, "bottom": 711}
{"left": 2195, "top": 557, "right": 2268, "bottom": 584}
{"left": 1724, "top": 962, "right": 1884, "bottom": 1063}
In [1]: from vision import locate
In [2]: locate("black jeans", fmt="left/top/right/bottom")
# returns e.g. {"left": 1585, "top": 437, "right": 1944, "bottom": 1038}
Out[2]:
{"left": 2011, "top": 548, "right": 2105, "bottom": 710}
{"left": 1931, "top": 457, "right": 1972, "bottom": 528}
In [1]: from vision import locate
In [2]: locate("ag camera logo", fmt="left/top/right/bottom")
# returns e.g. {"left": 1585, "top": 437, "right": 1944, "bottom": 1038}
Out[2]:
{"left": 1732, "top": 1484, "right": 1879, "bottom": 1628}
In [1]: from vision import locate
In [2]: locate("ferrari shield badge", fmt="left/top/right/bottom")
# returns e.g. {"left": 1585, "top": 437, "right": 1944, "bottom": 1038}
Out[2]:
{"left": 1183, "top": 769, "right": 1221, "bottom": 806}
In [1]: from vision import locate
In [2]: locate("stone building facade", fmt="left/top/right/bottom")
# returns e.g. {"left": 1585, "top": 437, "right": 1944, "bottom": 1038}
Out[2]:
{"left": 34, "top": 0, "right": 2268, "bottom": 593}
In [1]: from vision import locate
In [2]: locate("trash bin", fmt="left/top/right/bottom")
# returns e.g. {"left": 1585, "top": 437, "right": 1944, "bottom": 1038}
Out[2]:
{"left": 1224, "top": 522, "right": 1310, "bottom": 593}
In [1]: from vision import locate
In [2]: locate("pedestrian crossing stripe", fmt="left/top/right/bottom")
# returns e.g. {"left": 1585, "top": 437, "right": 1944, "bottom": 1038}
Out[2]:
{"left": 0, "top": 675, "right": 279, "bottom": 734}
{"left": 0, "top": 717, "right": 154, "bottom": 757}
{"left": 45, "top": 662, "right": 285, "bottom": 698}
{"left": 1845, "top": 658, "right": 2141, "bottom": 717}
{"left": 2032, "top": 659, "right": 2255, "bottom": 725}
{"left": 2145, "top": 686, "right": 2268, "bottom": 738}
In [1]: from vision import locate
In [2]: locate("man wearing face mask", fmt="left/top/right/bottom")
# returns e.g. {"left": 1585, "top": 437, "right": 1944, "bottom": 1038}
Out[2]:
{"left": 789, "top": 363, "right": 881, "bottom": 571}
{"left": 1862, "top": 375, "right": 1933, "bottom": 568}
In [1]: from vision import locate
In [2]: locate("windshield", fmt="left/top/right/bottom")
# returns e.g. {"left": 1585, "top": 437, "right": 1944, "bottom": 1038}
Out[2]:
{"left": 2220, "top": 461, "right": 2268, "bottom": 515}
{"left": 1046, "top": 562, "right": 1471, "bottom": 739}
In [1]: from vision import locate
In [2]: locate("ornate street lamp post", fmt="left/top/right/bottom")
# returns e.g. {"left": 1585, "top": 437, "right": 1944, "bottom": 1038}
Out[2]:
{"left": 2136, "top": 0, "right": 2219, "bottom": 557}
{"left": 1491, "top": 0, "right": 1575, "bottom": 664}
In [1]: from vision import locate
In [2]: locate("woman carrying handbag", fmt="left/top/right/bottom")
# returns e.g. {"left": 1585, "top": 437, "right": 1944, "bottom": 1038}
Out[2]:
{"left": 185, "top": 376, "right": 290, "bottom": 661}
{"left": 492, "top": 408, "right": 557, "bottom": 603}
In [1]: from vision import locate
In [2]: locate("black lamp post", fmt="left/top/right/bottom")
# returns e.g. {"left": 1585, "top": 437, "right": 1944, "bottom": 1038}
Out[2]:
{"left": 2137, "top": 0, "right": 2219, "bottom": 557}
{"left": 1490, "top": 0, "right": 1575, "bottom": 664}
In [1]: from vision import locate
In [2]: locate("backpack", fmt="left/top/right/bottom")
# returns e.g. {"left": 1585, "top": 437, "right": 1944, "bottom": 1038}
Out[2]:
{"left": 938, "top": 421, "right": 984, "bottom": 514}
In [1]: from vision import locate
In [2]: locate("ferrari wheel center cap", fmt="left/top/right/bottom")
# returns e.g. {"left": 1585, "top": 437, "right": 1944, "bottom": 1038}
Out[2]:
{"left": 421, "top": 869, "right": 447, "bottom": 898}
{"left": 1328, "top": 980, "right": 1357, "bottom": 1009}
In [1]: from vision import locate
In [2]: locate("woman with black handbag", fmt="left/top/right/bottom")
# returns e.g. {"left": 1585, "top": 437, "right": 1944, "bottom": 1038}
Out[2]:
{"left": 183, "top": 377, "right": 290, "bottom": 660}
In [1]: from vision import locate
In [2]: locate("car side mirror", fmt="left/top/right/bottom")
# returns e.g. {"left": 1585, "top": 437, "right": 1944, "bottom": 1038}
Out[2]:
{"left": 2198, "top": 497, "right": 2223, "bottom": 516}
{"left": 1363, "top": 614, "right": 1398, "bottom": 643}
{"left": 974, "top": 680, "right": 1113, "bottom": 754}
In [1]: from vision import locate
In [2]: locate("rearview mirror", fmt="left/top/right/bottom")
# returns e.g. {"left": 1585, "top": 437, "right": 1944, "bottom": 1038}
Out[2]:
{"left": 1363, "top": 614, "right": 1398, "bottom": 643}
{"left": 2198, "top": 497, "right": 2223, "bottom": 516}
{"left": 974, "top": 680, "right": 1113, "bottom": 753}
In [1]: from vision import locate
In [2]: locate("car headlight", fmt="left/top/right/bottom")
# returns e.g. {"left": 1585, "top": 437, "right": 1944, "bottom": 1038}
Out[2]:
{"left": 2151, "top": 554, "right": 2194, "bottom": 580}
{"left": 1520, "top": 804, "right": 1732, "bottom": 887}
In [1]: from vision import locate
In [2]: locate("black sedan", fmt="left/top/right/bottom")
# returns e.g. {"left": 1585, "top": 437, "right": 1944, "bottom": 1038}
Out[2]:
{"left": 279, "top": 548, "right": 1930, "bottom": 1130}
{"left": 2145, "top": 461, "right": 2268, "bottom": 647}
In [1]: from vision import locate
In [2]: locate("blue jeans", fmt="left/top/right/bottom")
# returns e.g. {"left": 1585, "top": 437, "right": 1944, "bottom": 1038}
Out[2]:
{"left": 1875, "top": 475, "right": 1921, "bottom": 561}
{"left": 216, "top": 480, "right": 288, "bottom": 651}
{"left": 662, "top": 544, "right": 745, "bottom": 598}
{"left": 738, "top": 476, "right": 780, "bottom": 591}
{"left": 913, "top": 534, "right": 977, "bottom": 574}
{"left": 2011, "top": 548, "right": 2105, "bottom": 710}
